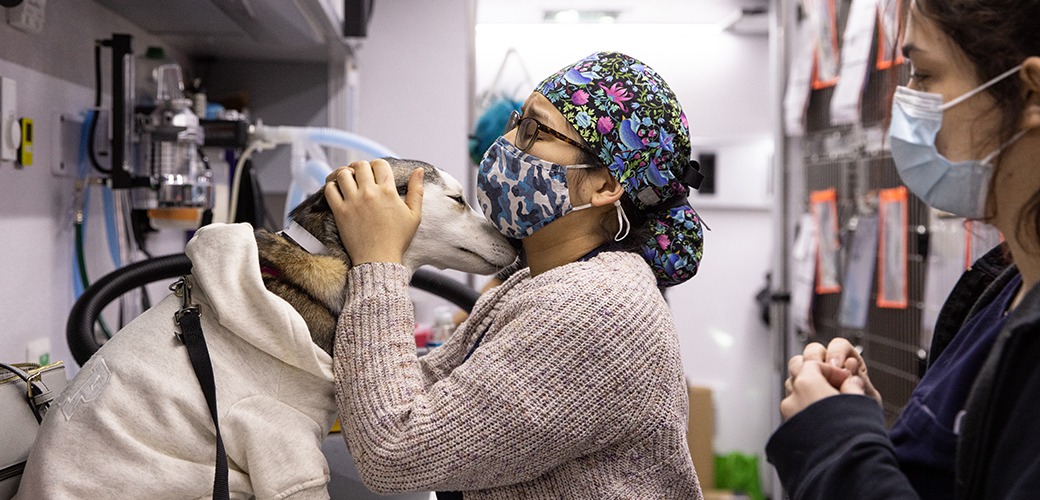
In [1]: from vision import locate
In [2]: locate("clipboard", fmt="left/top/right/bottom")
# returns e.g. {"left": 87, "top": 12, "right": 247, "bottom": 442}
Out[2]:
{"left": 876, "top": 0, "right": 906, "bottom": 70}
{"left": 877, "top": 186, "right": 908, "bottom": 308}
{"left": 805, "top": 0, "right": 841, "bottom": 89}
{"left": 811, "top": 188, "right": 841, "bottom": 294}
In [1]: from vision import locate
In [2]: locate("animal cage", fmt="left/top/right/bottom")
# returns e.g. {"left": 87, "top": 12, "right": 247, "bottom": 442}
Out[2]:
{"left": 796, "top": 1, "right": 926, "bottom": 424}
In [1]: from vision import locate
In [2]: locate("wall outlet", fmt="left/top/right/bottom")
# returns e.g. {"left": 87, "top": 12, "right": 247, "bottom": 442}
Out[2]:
{"left": 1, "top": 77, "right": 17, "bottom": 162}
{"left": 26, "top": 337, "right": 51, "bottom": 365}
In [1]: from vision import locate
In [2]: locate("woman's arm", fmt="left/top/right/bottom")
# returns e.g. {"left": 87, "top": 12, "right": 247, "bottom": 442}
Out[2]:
{"left": 772, "top": 339, "right": 918, "bottom": 499}
{"left": 333, "top": 262, "right": 660, "bottom": 494}
{"left": 767, "top": 395, "right": 921, "bottom": 500}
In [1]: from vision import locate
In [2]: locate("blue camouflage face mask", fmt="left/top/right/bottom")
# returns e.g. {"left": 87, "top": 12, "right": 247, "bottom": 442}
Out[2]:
{"left": 477, "top": 137, "right": 629, "bottom": 240}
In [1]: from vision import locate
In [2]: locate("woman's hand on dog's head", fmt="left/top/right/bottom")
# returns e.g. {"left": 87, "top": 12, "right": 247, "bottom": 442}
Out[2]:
{"left": 325, "top": 159, "right": 424, "bottom": 267}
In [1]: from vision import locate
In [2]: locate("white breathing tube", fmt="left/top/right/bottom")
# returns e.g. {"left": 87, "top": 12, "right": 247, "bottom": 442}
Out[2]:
{"left": 232, "top": 125, "right": 398, "bottom": 225}
{"left": 227, "top": 140, "right": 273, "bottom": 224}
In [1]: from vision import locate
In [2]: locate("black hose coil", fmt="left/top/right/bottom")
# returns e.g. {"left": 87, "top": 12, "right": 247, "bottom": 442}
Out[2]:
{"left": 66, "top": 254, "right": 480, "bottom": 367}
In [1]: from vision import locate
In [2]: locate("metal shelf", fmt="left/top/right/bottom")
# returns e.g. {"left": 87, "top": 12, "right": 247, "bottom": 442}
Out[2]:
{"left": 93, "top": 0, "right": 353, "bottom": 62}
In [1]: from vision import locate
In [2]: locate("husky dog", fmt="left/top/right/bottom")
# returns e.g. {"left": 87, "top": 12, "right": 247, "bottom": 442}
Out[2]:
{"left": 13, "top": 158, "right": 517, "bottom": 500}
{"left": 255, "top": 158, "right": 518, "bottom": 355}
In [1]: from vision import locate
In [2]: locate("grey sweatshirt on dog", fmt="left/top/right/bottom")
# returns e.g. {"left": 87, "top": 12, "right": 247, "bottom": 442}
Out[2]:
{"left": 16, "top": 223, "right": 337, "bottom": 500}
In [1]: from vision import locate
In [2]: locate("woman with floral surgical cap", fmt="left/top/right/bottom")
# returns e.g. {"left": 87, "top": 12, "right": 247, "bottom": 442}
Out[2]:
{"left": 324, "top": 52, "right": 707, "bottom": 499}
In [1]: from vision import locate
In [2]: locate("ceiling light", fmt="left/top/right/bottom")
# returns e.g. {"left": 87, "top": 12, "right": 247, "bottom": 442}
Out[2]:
{"left": 476, "top": 23, "right": 723, "bottom": 37}
{"left": 544, "top": 10, "right": 621, "bottom": 24}
{"left": 553, "top": 9, "right": 579, "bottom": 24}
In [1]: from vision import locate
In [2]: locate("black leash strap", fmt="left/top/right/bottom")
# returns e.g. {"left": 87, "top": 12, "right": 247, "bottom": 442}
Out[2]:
{"left": 172, "top": 277, "right": 230, "bottom": 500}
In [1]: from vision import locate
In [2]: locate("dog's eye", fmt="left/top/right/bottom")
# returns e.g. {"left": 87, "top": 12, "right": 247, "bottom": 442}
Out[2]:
{"left": 451, "top": 195, "right": 465, "bottom": 206}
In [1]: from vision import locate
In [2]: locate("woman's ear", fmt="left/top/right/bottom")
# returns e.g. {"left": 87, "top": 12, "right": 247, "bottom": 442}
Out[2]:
{"left": 584, "top": 168, "right": 624, "bottom": 207}
{"left": 1020, "top": 57, "right": 1040, "bottom": 131}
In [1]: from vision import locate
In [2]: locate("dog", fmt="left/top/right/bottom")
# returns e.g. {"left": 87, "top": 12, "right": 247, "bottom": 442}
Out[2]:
{"left": 255, "top": 157, "right": 518, "bottom": 356}
{"left": 14, "top": 158, "right": 518, "bottom": 500}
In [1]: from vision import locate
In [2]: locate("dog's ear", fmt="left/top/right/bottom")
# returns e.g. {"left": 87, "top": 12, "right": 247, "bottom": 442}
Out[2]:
{"left": 309, "top": 186, "right": 332, "bottom": 213}
{"left": 382, "top": 157, "right": 440, "bottom": 196}
{"left": 285, "top": 184, "right": 349, "bottom": 259}
{"left": 288, "top": 186, "right": 332, "bottom": 221}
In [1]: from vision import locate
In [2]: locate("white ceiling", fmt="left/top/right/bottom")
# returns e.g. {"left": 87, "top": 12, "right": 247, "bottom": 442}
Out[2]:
{"left": 475, "top": 0, "right": 769, "bottom": 25}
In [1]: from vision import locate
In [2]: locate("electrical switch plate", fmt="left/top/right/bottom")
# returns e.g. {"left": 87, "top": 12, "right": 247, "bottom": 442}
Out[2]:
{"left": 0, "top": 77, "right": 16, "bottom": 162}
{"left": 56, "top": 113, "right": 82, "bottom": 176}
{"left": 26, "top": 337, "right": 51, "bottom": 365}
{"left": 7, "top": 0, "right": 46, "bottom": 34}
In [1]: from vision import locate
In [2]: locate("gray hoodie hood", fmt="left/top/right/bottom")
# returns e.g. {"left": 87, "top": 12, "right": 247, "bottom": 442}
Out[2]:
{"left": 187, "top": 222, "right": 334, "bottom": 380}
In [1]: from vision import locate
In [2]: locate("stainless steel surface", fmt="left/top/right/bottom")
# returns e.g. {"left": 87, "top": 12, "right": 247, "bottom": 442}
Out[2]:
{"left": 92, "top": 0, "right": 347, "bottom": 62}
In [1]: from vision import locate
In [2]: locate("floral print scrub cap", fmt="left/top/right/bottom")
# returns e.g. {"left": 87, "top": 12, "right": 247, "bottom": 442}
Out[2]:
{"left": 536, "top": 51, "right": 705, "bottom": 287}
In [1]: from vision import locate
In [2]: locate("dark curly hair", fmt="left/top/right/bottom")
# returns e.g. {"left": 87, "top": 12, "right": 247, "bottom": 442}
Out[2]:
{"left": 910, "top": 0, "right": 1040, "bottom": 247}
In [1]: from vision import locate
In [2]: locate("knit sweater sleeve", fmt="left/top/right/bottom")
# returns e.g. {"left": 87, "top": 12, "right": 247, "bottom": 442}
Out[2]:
{"left": 334, "top": 260, "right": 663, "bottom": 494}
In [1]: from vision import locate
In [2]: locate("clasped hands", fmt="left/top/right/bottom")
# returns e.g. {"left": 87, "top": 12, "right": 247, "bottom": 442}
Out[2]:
{"left": 780, "top": 338, "right": 884, "bottom": 421}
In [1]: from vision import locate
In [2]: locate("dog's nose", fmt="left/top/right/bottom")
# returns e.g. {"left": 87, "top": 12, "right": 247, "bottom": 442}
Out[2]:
{"left": 507, "top": 237, "right": 523, "bottom": 250}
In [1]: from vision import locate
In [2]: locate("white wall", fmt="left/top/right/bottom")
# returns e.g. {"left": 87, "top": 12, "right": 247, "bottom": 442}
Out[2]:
{"left": 475, "top": 24, "right": 777, "bottom": 480}
{"left": 475, "top": 28, "right": 772, "bottom": 138}
{"left": 350, "top": 0, "right": 476, "bottom": 323}
{"left": 352, "top": 0, "right": 473, "bottom": 185}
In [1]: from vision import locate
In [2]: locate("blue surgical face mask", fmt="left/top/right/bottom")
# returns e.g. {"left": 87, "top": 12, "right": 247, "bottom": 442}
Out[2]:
{"left": 889, "top": 64, "right": 1027, "bottom": 219}
{"left": 476, "top": 137, "right": 629, "bottom": 240}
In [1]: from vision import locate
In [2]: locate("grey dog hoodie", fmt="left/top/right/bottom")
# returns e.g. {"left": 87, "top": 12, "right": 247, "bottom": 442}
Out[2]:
{"left": 16, "top": 223, "right": 338, "bottom": 500}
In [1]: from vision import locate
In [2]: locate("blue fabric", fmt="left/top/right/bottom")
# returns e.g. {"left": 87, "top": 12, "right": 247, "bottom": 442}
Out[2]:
{"left": 476, "top": 137, "right": 582, "bottom": 239}
{"left": 890, "top": 273, "right": 1022, "bottom": 499}
{"left": 469, "top": 97, "right": 522, "bottom": 165}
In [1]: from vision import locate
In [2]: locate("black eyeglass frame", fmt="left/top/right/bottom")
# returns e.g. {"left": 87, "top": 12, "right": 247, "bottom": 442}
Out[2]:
{"left": 505, "top": 110, "right": 599, "bottom": 159}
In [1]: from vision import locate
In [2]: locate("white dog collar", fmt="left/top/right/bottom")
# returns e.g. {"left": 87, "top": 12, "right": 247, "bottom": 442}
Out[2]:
{"left": 279, "top": 220, "right": 331, "bottom": 256}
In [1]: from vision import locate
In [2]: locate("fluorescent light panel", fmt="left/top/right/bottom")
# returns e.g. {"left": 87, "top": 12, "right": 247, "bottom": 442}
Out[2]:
{"left": 475, "top": 23, "right": 724, "bottom": 36}
{"left": 544, "top": 9, "right": 620, "bottom": 24}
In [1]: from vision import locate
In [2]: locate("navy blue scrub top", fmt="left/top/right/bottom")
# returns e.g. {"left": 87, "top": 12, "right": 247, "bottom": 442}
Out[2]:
{"left": 890, "top": 273, "right": 1022, "bottom": 500}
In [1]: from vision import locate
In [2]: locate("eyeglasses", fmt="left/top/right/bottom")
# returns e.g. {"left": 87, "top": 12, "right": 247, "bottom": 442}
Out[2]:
{"left": 505, "top": 110, "right": 597, "bottom": 157}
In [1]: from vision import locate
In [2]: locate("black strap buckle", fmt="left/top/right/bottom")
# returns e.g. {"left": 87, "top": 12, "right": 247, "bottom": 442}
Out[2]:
{"left": 683, "top": 159, "right": 704, "bottom": 191}
{"left": 170, "top": 276, "right": 200, "bottom": 340}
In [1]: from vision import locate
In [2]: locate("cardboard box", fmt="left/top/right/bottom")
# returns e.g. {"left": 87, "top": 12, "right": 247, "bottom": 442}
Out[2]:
{"left": 703, "top": 490, "right": 749, "bottom": 500}
{"left": 687, "top": 385, "right": 715, "bottom": 490}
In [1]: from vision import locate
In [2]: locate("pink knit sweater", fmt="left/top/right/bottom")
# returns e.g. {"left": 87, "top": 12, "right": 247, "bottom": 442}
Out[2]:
{"left": 334, "top": 251, "right": 702, "bottom": 499}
